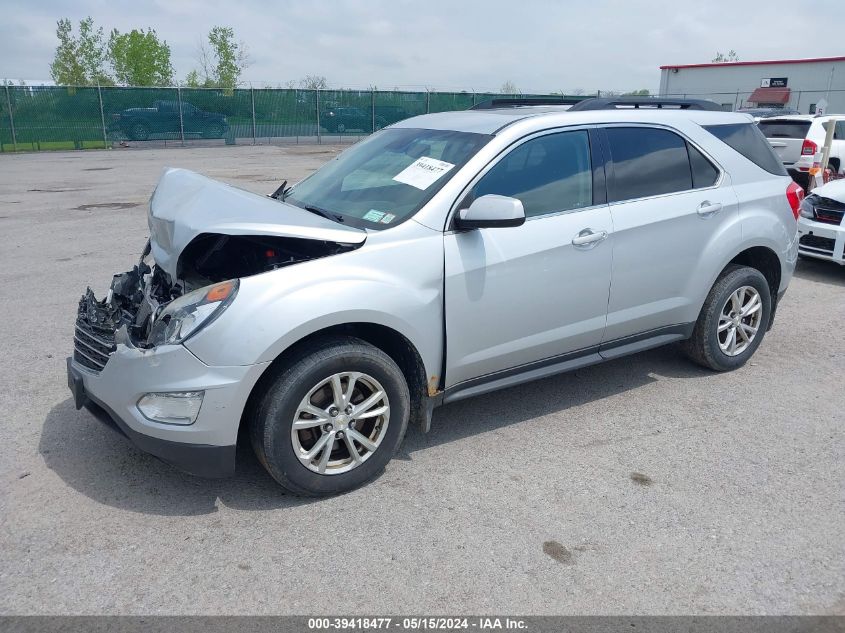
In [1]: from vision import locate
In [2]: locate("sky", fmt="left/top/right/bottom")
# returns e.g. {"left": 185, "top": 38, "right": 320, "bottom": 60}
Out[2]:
{"left": 1, "top": 0, "right": 844, "bottom": 93}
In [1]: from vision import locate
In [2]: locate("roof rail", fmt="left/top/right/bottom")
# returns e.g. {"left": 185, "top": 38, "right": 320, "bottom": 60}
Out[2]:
{"left": 567, "top": 97, "right": 723, "bottom": 112}
{"left": 469, "top": 96, "right": 582, "bottom": 110}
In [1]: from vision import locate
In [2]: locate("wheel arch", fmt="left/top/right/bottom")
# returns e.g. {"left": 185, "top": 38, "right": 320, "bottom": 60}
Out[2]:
{"left": 239, "top": 322, "right": 433, "bottom": 444}
{"left": 709, "top": 244, "right": 783, "bottom": 331}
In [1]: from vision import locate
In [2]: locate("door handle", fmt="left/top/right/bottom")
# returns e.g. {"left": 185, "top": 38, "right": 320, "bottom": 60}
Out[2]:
{"left": 697, "top": 201, "right": 722, "bottom": 217}
{"left": 572, "top": 229, "right": 608, "bottom": 247}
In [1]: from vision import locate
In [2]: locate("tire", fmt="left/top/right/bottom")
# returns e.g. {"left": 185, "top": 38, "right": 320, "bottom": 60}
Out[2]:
{"left": 250, "top": 336, "right": 410, "bottom": 496}
{"left": 682, "top": 265, "right": 772, "bottom": 372}
{"left": 203, "top": 122, "right": 224, "bottom": 139}
{"left": 128, "top": 122, "right": 149, "bottom": 141}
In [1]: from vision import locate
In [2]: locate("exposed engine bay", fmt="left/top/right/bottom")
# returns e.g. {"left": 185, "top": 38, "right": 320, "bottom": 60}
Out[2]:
{"left": 74, "top": 234, "right": 358, "bottom": 371}
{"left": 73, "top": 167, "right": 368, "bottom": 371}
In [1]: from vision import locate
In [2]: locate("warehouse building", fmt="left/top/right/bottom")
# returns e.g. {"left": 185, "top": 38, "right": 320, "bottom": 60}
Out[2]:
{"left": 658, "top": 56, "right": 845, "bottom": 114}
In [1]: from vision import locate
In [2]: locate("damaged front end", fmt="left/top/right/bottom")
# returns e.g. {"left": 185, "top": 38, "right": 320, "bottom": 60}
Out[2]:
{"left": 73, "top": 168, "right": 367, "bottom": 372}
{"left": 73, "top": 244, "right": 184, "bottom": 371}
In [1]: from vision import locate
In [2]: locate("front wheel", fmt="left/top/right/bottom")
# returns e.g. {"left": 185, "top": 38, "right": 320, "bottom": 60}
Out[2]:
{"left": 203, "top": 122, "right": 225, "bottom": 138}
{"left": 128, "top": 122, "right": 149, "bottom": 141}
{"left": 250, "top": 336, "right": 410, "bottom": 496}
{"left": 682, "top": 265, "right": 772, "bottom": 371}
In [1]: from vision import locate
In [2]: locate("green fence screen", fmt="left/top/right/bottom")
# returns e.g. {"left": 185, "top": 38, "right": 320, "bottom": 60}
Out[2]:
{"left": 0, "top": 86, "right": 582, "bottom": 152}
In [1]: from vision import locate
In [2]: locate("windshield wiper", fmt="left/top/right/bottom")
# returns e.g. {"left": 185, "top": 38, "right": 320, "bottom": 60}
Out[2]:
{"left": 302, "top": 204, "right": 344, "bottom": 223}
{"left": 269, "top": 180, "right": 292, "bottom": 201}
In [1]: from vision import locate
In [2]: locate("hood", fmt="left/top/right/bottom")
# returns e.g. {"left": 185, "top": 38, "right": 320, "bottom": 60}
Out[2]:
{"left": 810, "top": 178, "right": 845, "bottom": 203}
{"left": 148, "top": 168, "right": 366, "bottom": 280}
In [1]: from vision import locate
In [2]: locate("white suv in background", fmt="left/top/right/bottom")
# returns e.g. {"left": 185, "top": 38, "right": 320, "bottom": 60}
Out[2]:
{"left": 759, "top": 115, "right": 845, "bottom": 188}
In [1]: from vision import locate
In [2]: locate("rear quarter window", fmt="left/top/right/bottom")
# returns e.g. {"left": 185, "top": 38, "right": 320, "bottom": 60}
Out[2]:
{"left": 704, "top": 123, "right": 788, "bottom": 176}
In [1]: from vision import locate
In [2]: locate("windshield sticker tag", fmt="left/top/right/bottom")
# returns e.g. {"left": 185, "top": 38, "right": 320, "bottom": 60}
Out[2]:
{"left": 363, "top": 209, "right": 385, "bottom": 222}
{"left": 392, "top": 157, "right": 455, "bottom": 190}
{"left": 380, "top": 213, "right": 396, "bottom": 224}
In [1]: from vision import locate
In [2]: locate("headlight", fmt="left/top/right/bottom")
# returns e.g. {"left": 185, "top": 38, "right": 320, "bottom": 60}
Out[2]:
{"left": 148, "top": 279, "right": 238, "bottom": 347}
{"left": 799, "top": 197, "right": 815, "bottom": 219}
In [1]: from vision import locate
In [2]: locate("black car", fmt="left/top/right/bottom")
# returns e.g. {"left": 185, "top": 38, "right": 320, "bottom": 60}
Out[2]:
{"left": 109, "top": 101, "right": 229, "bottom": 141}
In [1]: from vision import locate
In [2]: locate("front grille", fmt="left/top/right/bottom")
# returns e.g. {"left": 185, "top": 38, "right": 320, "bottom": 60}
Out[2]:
{"left": 73, "top": 297, "right": 116, "bottom": 372}
{"left": 799, "top": 234, "right": 836, "bottom": 254}
{"left": 808, "top": 196, "right": 845, "bottom": 226}
{"left": 814, "top": 206, "right": 845, "bottom": 226}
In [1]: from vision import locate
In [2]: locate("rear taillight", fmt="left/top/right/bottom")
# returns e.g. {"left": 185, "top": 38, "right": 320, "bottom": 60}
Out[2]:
{"left": 786, "top": 181, "right": 805, "bottom": 220}
{"left": 801, "top": 138, "right": 818, "bottom": 156}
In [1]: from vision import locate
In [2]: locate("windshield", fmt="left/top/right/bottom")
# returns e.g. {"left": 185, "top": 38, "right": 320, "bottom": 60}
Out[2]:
{"left": 286, "top": 127, "right": 492, "bottom": 229}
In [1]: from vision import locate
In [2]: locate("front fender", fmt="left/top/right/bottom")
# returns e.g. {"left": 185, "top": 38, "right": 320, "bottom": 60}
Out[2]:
{"left": 184, "top": 226, "right": 444, "bottom": 380}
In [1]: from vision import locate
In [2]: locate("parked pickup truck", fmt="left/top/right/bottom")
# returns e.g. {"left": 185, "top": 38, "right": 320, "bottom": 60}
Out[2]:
{"left": 108, "top": 100, "right": 229, "bottom": 141}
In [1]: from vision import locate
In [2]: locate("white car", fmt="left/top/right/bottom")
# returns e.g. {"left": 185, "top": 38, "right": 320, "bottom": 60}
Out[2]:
{"left": 758, "top": 115, "right": 845, "bottom": 188}
{"left": 798, "top": 179, "right": 845, "bottom": 264}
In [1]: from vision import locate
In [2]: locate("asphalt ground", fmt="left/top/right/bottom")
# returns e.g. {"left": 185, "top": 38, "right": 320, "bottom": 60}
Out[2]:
{"left": 0, "top": 145, "right": 843, "bottom": 615}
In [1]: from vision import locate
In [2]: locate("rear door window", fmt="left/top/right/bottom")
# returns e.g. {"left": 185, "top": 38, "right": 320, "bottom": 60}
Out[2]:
{"left": 604, "top": 127, "right": 692, "bottom": 202}
{"left": 703, "top": 123, "right": 788, "bottom": 176}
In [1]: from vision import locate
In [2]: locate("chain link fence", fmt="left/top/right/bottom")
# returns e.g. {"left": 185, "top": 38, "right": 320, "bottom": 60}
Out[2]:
{"left": 0, "top": 85, "right": 570, "bottom": 152}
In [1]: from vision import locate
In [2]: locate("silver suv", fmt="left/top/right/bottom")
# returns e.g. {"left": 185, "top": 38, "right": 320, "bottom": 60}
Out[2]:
{"left": 68, "top": 103, "right": 802, "bottom": 496}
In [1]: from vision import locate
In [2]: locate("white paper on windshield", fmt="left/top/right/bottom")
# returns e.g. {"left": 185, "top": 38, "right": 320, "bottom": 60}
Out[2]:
{"left": 393, "top": 157, "right": 455, "bottom": 190}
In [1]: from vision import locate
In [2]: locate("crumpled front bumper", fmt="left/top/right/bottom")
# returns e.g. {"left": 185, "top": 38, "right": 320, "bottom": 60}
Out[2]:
{"left": 67, "top": 340, "right": 270, "bottom": 478}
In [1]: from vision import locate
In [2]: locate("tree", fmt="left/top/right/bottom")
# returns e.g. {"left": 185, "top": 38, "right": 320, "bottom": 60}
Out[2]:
{"left": 624, "top": 88, "right": 650, "bottom": 96}
{"left": 50, "top": 17, "right": 112, "bottom": 85}
{"left": 299, "top": 75, "right": 328, "bottom": 90}
{"left": 108, "top": 28, "right": 174, "bottom": 86}
{"left": 712, "top": 50, "right": 739, "bottom": 63}
{"left": 188, "top": 26, "right": 249, "bottom": 88}
{"left": 500, "top": 80, "right": 519, "bottom": 94}
{"left": 183, "top": 70, "right": 202, "bottom": 88}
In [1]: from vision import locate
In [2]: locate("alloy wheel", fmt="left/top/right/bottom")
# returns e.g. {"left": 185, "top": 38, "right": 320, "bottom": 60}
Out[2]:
{"left": 717, "top": 285, "right": 763, "bottom": 356}
{"left": 290, "top": 372, "right": 390, "bottom": 475}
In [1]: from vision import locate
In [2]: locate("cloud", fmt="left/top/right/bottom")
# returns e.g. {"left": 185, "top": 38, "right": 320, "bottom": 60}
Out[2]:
{"left": 1, "top": 0, "right": 843, "bottom": 92}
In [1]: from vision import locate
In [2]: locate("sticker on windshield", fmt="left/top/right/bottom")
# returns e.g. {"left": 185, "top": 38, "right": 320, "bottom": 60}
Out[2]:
{"left": 380, "top": 213, "right": 396, "bottom": 224}
{"left": 392, "top": 157, "right": 455, "bottom": 190}
{"left": 363, "top": 209, "right": 385, "bottom": 222}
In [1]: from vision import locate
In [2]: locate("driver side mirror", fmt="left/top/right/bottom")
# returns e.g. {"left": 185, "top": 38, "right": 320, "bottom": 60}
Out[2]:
{"left": 454, "top": 194, "right": 526, "bottom": 230}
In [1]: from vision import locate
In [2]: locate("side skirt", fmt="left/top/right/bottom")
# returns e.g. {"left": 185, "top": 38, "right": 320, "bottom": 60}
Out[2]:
{"left": 432, "top": 323, "right": 694, "bottom": 410}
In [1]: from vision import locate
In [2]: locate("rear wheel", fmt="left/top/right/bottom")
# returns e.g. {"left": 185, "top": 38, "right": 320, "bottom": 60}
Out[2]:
{"left": 682, "top": 265, "right": 772, "bottom": 371}
{"left": 250, "top": 336, "right": 409, "bottom": 496}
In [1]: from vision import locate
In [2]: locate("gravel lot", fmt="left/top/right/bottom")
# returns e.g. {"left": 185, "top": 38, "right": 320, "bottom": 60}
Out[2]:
{"left": 0, "top": 145, "right": 843, "bottom": 615}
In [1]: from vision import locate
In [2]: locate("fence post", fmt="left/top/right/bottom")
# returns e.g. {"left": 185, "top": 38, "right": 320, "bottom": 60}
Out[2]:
{"left": 316, "top": 89, "right": 321, "bottom": 145}
{"left": 371, "top": 89, "right": 376, "bottom": 133}
{"left": 176, "top": 86, "right": 185, "bottom": 145}
{"left": 426, "top": 89, "right": 430, "bottom": 114}
{"left": 251, "top": 86, "right": 257, "bottom": 145}
{"left": 5, "top": 83, "right": 17, "bottom": 152}
{"left": 97, "top": 82, "right": 108, "bottom": 148}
